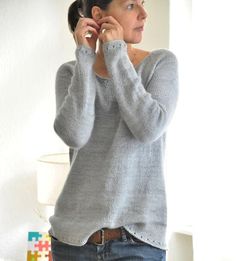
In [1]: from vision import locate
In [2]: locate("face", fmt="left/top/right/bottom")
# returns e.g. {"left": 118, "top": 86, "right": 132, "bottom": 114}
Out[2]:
{"left": 100, "top": 0, "right": 147, "bottom": 44}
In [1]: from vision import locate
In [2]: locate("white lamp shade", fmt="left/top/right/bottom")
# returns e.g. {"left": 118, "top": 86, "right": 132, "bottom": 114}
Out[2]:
{"left": 36, "top": 153, "right": 70, "bottom": 205}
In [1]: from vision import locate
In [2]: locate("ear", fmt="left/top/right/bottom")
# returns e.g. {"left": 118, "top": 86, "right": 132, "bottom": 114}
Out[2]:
{"left": 91, "top": 6, "right": 103, "bottom": 21}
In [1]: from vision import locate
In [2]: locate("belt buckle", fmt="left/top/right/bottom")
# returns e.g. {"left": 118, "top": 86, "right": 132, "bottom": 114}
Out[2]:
{"left": 95, "top": 228, "right": 105, "bottom": 246}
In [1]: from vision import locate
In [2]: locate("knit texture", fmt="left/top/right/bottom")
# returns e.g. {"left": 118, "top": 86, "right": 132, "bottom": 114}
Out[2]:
{"left": 49, "top": 40, "right": 179, "bottom": 250}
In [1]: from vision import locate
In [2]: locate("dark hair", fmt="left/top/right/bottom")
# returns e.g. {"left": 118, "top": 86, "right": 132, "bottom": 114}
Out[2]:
{"left": 68, "top": 0, "right": 113, "bottom": 33}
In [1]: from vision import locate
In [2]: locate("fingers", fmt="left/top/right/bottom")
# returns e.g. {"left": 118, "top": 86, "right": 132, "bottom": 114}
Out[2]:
{"left": 75, "top": 18, "right": 100, "bottom": 37}
{"left": 77, "top": 18, "right": 100, "bottom": 31}
{"left": 97, "top": 16, "right": 124, "bottom": 43}
{"left": 99, "top": 23, "right": 115, "bottom": 32}
{"left": 84, "top": 26, "right": 99, "bottom": 37}
{"left": 74, "top": 18, "right": 100, "bottom": 48}
{"left": 73, "top": 16, "right": 123, "bottom": 47}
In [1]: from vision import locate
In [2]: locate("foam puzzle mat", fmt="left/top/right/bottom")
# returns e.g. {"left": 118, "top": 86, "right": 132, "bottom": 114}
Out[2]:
{"left": 27, "top": 232, "right": 52, "bottom": 261}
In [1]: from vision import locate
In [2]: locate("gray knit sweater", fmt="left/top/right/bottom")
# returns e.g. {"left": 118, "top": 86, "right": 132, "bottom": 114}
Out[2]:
{"left": 49, "top": 40, "right": 179, "bottom": 250}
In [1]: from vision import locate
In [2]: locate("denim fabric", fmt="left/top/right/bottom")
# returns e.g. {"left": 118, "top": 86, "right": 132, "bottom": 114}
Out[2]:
{"left": 51, "top": 227, "right": 166, "bottom": 261}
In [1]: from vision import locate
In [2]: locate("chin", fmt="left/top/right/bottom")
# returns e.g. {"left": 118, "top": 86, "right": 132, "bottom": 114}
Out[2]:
{"left": 125, "top": 37, "right": 143, "bottom": 44}
{"left": 134, "top": 39, "right": 142, "bottom": 44}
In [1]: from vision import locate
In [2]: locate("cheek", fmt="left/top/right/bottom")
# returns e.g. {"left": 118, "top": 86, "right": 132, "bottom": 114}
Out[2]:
{"left": 108, "top": 12, "right": 136, "bottom": 36}
{"left": 119, "top": 18, "right": 134, "bottom": 33}
{"left": 110, "top": 13, "right": 132, "bottom": 30}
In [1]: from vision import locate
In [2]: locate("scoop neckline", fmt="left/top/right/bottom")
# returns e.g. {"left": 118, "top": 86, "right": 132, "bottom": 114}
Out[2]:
{"left": 95, "top": 51, "right": 154, "bottom": 80}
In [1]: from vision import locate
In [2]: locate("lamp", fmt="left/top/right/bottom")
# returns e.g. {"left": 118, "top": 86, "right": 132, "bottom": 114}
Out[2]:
{"left": 36, "top": 153, "right": 69, "bottom": 205}
{"left": 29, "top": 154, "right": 69, "bottom": 259}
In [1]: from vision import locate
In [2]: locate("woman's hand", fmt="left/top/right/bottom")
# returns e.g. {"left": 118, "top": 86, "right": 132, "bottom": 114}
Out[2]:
{"left": 73, "top": 18, "right": 100, "bottom": 50}
{"left": 97, "top": 16, "right": 124, "bottom": 43}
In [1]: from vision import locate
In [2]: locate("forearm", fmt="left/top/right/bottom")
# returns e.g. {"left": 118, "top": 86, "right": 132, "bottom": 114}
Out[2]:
{"left": 54, "top": 45, "right": 96, "bottom": 148}
{"left": 103, "top": 40, "right": 179, "bottom": 143}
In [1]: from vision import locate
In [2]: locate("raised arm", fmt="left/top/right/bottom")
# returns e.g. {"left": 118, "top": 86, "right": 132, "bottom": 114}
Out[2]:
{"left": 103, "top": 40, "right": 179, "bottom": 144}
{"left": 53, "top": 45, "right": 96, "bottom": 149}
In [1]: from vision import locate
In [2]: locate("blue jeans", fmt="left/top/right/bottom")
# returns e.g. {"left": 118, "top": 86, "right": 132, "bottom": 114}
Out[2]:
{"left": 50, "top": 227, "right": 166, "bottom": 261}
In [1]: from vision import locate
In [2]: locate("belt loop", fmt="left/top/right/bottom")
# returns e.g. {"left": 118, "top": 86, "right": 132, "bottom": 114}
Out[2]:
{"left": 120, "top": 227, "right": 128, "bottom": 242}
{"left": 95, "top": 228, "right": 105, "bottom": 246}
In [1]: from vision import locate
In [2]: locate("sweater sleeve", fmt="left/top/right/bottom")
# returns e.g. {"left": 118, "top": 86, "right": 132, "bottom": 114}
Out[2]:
{"left": 53, "top": 45, "right": 96, "bottom": 149}
{"left": 103, "top": 40, "right": 179, "bottom": 144}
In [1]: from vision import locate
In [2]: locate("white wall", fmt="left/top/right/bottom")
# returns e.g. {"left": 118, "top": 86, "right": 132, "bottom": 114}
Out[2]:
{"left": 165, "top": 0, "right": 193, "bottom": 260}
{"left": 168, "top": 0, "right": 236, "bottom": 260}
{"left": 168, "top": 233, "right": 193, "bottom": 261}
{"left": 0, "top": 1, "right": 74, "bottom": 260}
{"left": 0, "top": 1, "right": 169, "bottom": 260}
{"left": 191, "top": 0, "right": 236, "bottom": 260}
{"left": 166, "top": 0, "right": 193, "bottom": 228}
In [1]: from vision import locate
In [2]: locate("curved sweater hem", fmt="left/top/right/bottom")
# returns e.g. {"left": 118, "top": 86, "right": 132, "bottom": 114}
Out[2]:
{"left": 48, "top": 221, "right": 167, "bottom": 250}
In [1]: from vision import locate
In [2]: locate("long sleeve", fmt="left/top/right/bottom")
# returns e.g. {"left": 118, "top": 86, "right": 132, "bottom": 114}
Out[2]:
{"left": 53, "top": 45, "right": 96, "bottom": 149}
{"left": 103, "top": 40, "right": 179, "bottom": 144}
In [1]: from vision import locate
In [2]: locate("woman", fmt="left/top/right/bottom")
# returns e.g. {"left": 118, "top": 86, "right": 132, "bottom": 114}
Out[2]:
{"left": 49, "top": 0, "right": 179, "bottom": 260}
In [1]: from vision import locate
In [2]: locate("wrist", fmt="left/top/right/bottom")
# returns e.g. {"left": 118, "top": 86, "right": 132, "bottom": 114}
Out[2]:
{"left": 75, "top": 44, "right": 96, "bottom": 63}
{"left": 102, "top": 40, "right": 127, "bottom": 55}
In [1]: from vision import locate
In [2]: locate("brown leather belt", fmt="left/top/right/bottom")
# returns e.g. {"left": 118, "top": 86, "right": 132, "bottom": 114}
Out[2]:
{"left": 87, "top": 227, "right": 124, "bottom": 245}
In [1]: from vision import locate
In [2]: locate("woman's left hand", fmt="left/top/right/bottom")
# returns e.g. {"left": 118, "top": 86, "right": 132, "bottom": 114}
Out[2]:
{"left": 97, "top": 16, "right": 124, "bottom": 43}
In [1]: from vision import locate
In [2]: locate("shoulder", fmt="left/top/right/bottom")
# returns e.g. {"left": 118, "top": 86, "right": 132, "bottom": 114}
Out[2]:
{"left": 56, "top": 60, "right": 76, "bottom": 78}
{"left": 148, "top": 49, "right": 178, "bottom": 67}
{"left": 135, "top": 49, "right": 178, "bottom": 85}
{"left": 135, "top": 48, "right": 178, "bottom": 71}
{"left": 149, "top": 50, "right": 178, "bottom": 80}
{"left": 145, "top": 49, "right": 178, "bottom": 78}
{"left": 136, "top": 47, "right": 177, "bottom": 61}
{"left": 55, "top": 61, "right": 76, "bottom": 91}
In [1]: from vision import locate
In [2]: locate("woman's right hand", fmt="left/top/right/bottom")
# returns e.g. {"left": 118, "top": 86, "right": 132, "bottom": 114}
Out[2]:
{"left": 73, "top": 18, "right": 100, "bottom": 50}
